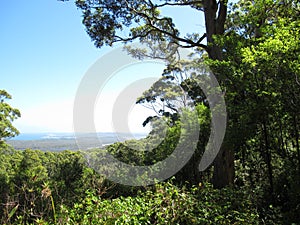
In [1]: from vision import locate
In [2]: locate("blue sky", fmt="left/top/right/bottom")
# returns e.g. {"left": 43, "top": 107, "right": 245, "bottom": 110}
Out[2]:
{"left": 1, "top": 0, "right": 205, "bottom": 134}
{"left": 1, "top": 0, "right": 104, "bottom": 132}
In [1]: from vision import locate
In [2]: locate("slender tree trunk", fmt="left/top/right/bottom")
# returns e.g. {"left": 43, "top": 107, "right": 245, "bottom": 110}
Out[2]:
{"left": 203, "top": 0, "right": 234, "bottom": 188}
{"left": 262, "top": 121, "right": 274, "bottom": 194}
{"left": 278, "top": 117, "right": 287, "bottom": 157}
{"left": 293, "top": 115, "right": 300, "bottom": 175}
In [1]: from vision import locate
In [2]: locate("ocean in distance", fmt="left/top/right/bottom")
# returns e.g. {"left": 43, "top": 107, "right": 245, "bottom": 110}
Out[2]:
{"left": 7, "top": 132, "right": 147, "bottom": 151}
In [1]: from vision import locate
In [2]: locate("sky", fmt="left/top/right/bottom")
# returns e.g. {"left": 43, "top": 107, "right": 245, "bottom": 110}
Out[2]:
{"left": 0, "top": 0, "right": 205, "bottom": 135}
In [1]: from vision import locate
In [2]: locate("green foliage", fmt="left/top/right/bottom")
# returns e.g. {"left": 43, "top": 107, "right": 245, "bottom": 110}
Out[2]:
{"left": 0, "top": 145, "right": 297, "bottom": 224}
{"left": 64, "top": 0, "right": 208, "bottom": 49}
{"left": 0, "top": 149, "right": 102, "bottom": 224}
{"left": 0, "top": 90, "right": 20, "bottom": 144}
{"left": 95, "top": 103, "right": 211, "bottom": 186}
{"left": 1, "top": 0, "right": 300, "bottom": 224}
{"left": 56, "top": 181, "right": 260, "bottom": 225}
{"left": 207, "top": 0, "right": 300, "bottom": 222}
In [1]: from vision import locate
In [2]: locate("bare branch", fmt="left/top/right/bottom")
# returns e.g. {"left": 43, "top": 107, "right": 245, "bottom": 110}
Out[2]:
{"left": 114, "top": 29, "right": 155, "bottom": 43}
{"left": 155, "top": 1, "right": 203, "bottom": 9}
{"left": 197, "top": 33, "right": 207, "bottom": 44}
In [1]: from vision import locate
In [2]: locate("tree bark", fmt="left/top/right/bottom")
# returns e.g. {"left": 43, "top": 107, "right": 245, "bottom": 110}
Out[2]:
{"left": 203, "top": 0, "right": 235, "bottom": 188}
{"left": 293, "top": 114, "right": 300, "bottom": 175}
{"left": 212, "top": 142, "right": 235, "bottom": 188}
{"left": 262, "top": 121, "right": 274, "bottom": 194}
{"left": 203, "top": 0, "right": 226, "bottom": 60}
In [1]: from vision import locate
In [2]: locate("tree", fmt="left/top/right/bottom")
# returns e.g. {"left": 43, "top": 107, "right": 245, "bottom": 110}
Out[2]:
{"left": 207, "top": 0, "right": 300, "bottom": 197}
{"left": 0, "top": 90, "right": 21, "bottom": 144}
{"left": 63, "top": 0, "right": 233, "bottom": 188}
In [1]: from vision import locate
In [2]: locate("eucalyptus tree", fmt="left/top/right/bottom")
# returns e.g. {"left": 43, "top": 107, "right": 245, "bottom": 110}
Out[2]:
{"left": 208, "top": 0, "right": 300, "bottom": 193}
{"left": 0, "top": 90, "right": 20, "bottom": 145}
{"left": 61, "top": 0, "right": 233, "bottom": 188}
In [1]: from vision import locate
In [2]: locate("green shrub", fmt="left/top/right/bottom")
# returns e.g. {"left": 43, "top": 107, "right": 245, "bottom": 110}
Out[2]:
{"left": 56, "top": 181, "right": 261, "bottom": 225}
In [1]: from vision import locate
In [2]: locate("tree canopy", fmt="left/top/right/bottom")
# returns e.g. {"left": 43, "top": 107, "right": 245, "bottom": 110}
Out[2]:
{"left": 0, "top": 90, "right": 21, "bottom": 144}
{"left": 0, "top": 0, "right": 299, "bottom": 223}
{"left": 61, "top": 0, "right": 300, "bottom": 189}
{"left": 61, "top": 0, "right": 227, "bottom": 58}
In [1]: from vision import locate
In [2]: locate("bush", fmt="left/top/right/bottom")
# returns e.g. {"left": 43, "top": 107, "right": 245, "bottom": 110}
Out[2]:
{"left": 56, "top": 181, "right": 261, "bottom": 225}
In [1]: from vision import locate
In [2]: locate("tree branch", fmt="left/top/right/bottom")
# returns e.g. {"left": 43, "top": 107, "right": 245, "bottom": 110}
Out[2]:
{"left": 154, "top": 1, "right": 203, "bottom": 9}
{"left": 124, "top": 0, "right": 207, "bottom": 49}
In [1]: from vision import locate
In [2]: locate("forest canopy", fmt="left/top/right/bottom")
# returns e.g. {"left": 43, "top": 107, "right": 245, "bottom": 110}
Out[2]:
{"left": 0, "top": 0, "right": 299, "bottom": 224}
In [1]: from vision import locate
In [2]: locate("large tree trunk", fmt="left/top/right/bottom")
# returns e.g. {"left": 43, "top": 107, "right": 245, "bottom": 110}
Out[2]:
{"left": 203, "top": 0, "right": 227, "bottom": 60}
{"left": 203, "top": 0, "right": 235, "bottom": 188}
{"left": 212, "top": 143, "right": 235, "bottom": 188}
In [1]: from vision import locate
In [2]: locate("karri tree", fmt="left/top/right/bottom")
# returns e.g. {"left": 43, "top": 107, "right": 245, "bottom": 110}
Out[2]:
{"left": 60, "top": 0, "right": 233, "bottom": 188}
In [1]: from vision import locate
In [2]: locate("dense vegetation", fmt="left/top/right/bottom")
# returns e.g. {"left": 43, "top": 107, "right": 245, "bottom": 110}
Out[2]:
{"left": 1, "top": 0, "right": 299, "bottom": 224}
{"left": 0, "top": 144, "right": 299, "bottom": 224}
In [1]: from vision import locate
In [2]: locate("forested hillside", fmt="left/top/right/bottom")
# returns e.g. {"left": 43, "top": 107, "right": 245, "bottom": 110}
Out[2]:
{"left": 1, "top": 0, "right": 299, "bottom": 224}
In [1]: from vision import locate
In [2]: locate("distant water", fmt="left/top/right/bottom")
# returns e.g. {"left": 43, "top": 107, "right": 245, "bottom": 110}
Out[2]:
{"left": 10, "top": 132, "right": 147, "bottom": 141}
{"left": 10, "top": 133, "right": 76, "bottom": 141}
{"left": 7, "top": 132, "right": 147, "bottom": 151}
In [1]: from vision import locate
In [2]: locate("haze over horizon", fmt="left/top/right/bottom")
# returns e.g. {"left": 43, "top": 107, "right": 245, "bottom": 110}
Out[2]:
{"left": 1, "top": 0, "right": 203, "bottom": 134}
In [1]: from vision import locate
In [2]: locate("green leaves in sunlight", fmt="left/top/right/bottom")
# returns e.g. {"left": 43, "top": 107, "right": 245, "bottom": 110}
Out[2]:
{"left": 57, "top": 181, "right": 260, "bottom": 225}
{"left": 0, "top": 90, "right": 20, "bottom": 143}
